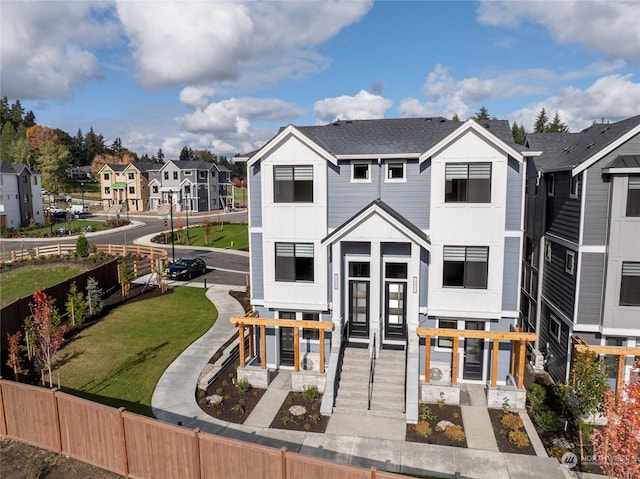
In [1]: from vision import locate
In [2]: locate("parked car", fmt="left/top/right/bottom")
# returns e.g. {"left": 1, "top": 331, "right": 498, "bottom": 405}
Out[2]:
{"left": 55, "top": 193, "right": 72, "bottom": 202}
{"left": 46, "top": 205, "right": 65, "bottom": 215}
{"left": 68, "top": 204, "right": 90, "bottom": 216}
{"left": 167, "top": 257, "right": 207, "bottom": 280}
{"left": 41, "top": 189, "right": 50, "bottom": 196}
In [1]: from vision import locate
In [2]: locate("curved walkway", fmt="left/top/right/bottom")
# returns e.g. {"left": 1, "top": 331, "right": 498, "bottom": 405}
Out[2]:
{"left": 151, "top": 284, "right": 572, "bottom": 479}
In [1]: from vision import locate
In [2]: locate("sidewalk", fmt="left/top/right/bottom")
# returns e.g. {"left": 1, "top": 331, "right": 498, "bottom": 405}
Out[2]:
{"left": 151, "top": 284, "right": 570, "bottom": 479}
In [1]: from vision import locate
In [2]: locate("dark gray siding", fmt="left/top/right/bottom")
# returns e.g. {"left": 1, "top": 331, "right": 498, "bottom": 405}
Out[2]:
{"left": 420, "top": 249, "right": 429, "bottom": 308}
{"left": 327, "top": 160, "right": 430, "bottom": 229}
{"left": 249, "top": 163, "right": 262, "bottom": 227}
{"left": 502, "top": 237, "right": 520, "bottom": 311}
{"left": 545, "top": 171, "right": 580, "bottom": 243}
{"left": 505, "top": 157, "right": 523, "bottom": 230}
{"left": 577, "top": 252, "right": 605, "bottom": 326}
{"left": 250, "top": 232, "right": 263, "bottom": 299}
{"left": 542, "top": 240, "right": 577, "bottom": 319}
{"left": 582, "top": 169, "right": 609, "bottom": 245}
{"left": 539, "top": 303, "right": 570, "bottom": 382}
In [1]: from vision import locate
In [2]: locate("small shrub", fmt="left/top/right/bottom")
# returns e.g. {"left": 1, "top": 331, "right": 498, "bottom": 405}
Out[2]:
{"left": 282, "top": 411, "right": 294, "bottom": 425}
{"left": 238, "top": 398, "right": 246, "bottom": 406}
{"left": 252, "top": 390, "right": 259, "bottom": 397}
{"left": 437, "top": 392, "right": 446, "bottom": 408}
{"left": 444, "top": 425, "right": 466, "bottom": 442}
{"left": 286, "top": 397, "right": 294, "bottom": 405}
{"left": 500, "top": 412, "right": 523, "bottom": 430}
{"left": 311, "top": 413, "right": 320, "bottom": 424}
{"left": 415, "top": 421, "right": 432, "bottom": 437}
{"left": 231, "top": 403, "right": 245, "bottom": 415}
{"left": 527, "top": 383, "right": 546, "bottom": 412}
{"left": 303, "top": 423, "right": 312, "bottom": 431}
{"left": 419, "top": 404, "right": 436, "bottom": 422}
{"left": 228, "top": 372, "right": 234, "bottom": 378}
{"left": 197, "top": 389, "right": 205, "bottom": 402}
{"left": 311, "top": 403, "right": 318, "bottom": 411}
{"left": 533, "top": 411, "right": 562, "bottom": 432}
{"left": 548, "top": 445, "right": 568, "bottom": 460}
{"left": 508, "top": 429, "right": 530, "bottom": 448}
{"left": 216, "top": 387, "right": 224, "bottom": 395}
{"left": 301, "top": 385, "right": 319, "bottom": 400}
{"left": 224, "top": 394, "right": 231, "bottom": 400}
{"left": 75, "top": 234, "right": 89, "bottom": 257}
{"left": 233, "top": 377, "right": 251, "bottom": 394}
{"left": 221, "top": 379, "right": 229, "bottom": 386}
{"left": 501, "top": 397, "right": 511, "bottom": 414}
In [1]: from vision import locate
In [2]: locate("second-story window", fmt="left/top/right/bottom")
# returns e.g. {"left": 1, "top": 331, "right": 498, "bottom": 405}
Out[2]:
{"left": 164, "top": 172, "right": 169, "bottom": 180}
{"left": 128, "top": 172, "right": 135, "bottom": 180}
{"left": 386, "top": 162, "right": 405, "bottom": 181}
{"left": 152, "top": 186, "right": 158, "bottom": 194}
{"left": 352, "top": 163, "right": 370, "bottom": 182}
{"left": 570, "top": 174, "right": 581, "bottom": 198}
{"left": 199, "top": 171, "right": 207, "bottom": 180}
{"left": 626, "top": 176, "right": 640, "bottom": 217}
{"left": 173, "top": 171, "right": 178, "bottom": 180}
{"left": 443, "top": 246, "right": 489, "bottom": 289}
{"left": 445, "top": 163, "right": 491, "bottom": 203}
{"left": 274, "top": 165, "right": 313, "bottom": 203}
{"left": 565, "top": 251, "right": 575, "bottom": 275}
{"left": 275, "top": 242, "right": 314, "bottom": 282}
{"left": 620, "top": 262, "right": 640, "bottom": 306}
{"left": 104, "top": 173, "right": 110, "bottom": 181}
{"left": 128, "top": 186, "right": 135, "bottom": 195}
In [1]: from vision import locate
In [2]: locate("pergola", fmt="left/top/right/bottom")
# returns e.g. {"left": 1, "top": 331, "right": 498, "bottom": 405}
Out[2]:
{"left": 571, "top": 336, "right": 640, "bottom": 396}
{"left": 230, "top": 315, "right": 334, "bottom": 373}
{"left": 416, "top": 327, "right": 537, "bottom": 389}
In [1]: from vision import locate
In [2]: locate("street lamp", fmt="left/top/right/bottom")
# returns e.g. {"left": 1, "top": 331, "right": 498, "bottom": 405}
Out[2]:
{"left": 185, "top": 194, "right": 190, "bottom": 246}
{"left": 81, "top": 182, "right": 85, "bottom": 210}
{"left": 168, "top": 191, "right": 175, "bottom": 262}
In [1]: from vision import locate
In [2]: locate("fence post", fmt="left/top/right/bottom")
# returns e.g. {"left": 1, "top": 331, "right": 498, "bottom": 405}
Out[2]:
{"left": 57, "top": 244, "right": 62, "bottom": 255}
{"left": 35, "top": 246, "right": 40, "bottom": 257}
{"left": 118, "top": 408, "right": 129, "bottom": 478}
{"left": 280, "top": 447, "right": 287, "bottom": 479}
{"left": 370, "top": 466, "right": 377, "bottom": 479}
{"left": 0, "top": 378, "right": 7, "bottom": 437}
{"left": 193, "top": 428, "right": 201, "bottom": 479}
{"left": 51, "top": 388, "right": 63, "bottom": 453}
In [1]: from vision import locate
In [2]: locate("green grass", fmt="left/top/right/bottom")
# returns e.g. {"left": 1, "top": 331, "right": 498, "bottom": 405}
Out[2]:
{"left": 234, "top": 187, "right": 247, "bottom": 206}
{"left": 28, "top": 219, "right": 109, "bottom": 236}
{"left": 0, "top": 264, "right": 86, "bottom": 307}
{"left": 52, "top": 287, "right": 217, "bottom": 416}
{"left": 174, "top": 223, "right": 248, "bottom": 249}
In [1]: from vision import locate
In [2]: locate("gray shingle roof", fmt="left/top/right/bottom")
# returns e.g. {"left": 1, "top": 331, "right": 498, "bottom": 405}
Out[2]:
{"left": 0, "top": 161, "right": 32, "bottom": 175}
{"left": 605, "top": 154, "right": 640, "bottom": 169}
{"left": 267, "top": 118, "right": 522, "bottom": 157}
{"left": 170, "top": 160, "right": 216, "bottom": 170}
{"left": 525, "top": 115, "right": 640, "bottom": 171}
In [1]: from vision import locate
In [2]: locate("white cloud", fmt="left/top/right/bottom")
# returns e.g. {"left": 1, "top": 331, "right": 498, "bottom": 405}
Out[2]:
{"left": 314, "top": 90, "right": 392, "bottom": 123}
{"left": 508, "top": 74, "right": 640, "bottom": 132}
{"left": 476, "top": 0, "right": 640, "bottom": 65}
{"left": 179, "top": 86, "right": 216, "bottom": 109}
{"left": 116, "top": 1, "right": 372, "bottom": 90}
{"left": 0, "top": 2, "right": 120, "bottom": 99}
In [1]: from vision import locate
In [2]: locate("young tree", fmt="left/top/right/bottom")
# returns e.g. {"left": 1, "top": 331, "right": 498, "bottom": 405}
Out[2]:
{"left": 591, "top": 359, "right": 640, "bottom": 479}
{"left": 547, "top": 111, "right": 569, "bottom": 133}
{"left": 534, "top": 108, "right": 549, "bottom": 133}
{"left": 156, "top": 148, "right": 165, "bottom": 162}
{"left": 85, "top": 277, "right": 104, "bottom": 317}
{"left": 560, "top": 348, "right": 610, "bottom": 461}
{"left": 203, "top": 216, "right": 212, "bottom": 246}
{"left": 6, "top": 331, "right": 27, "bottom": 381}
{"left": 24, "top": 290, "right": 67, "bottom": 388}
{"left": 38, "top": 141, "right": 71, "bottom": 192}
{"left": 118, "top": 260, "right": 135, "bottom": 297}
{"left": 511, "top": 121, "right": 527, "bottom": 145}
{"left": 474, "top": 106, "right": 494, "bottom": 121}
{"left": 176, "top": 217, "right": 184, "bottom": 243}
{"left": 75, "top": 233, "right": 89, "bottom": 257}
{"left": 66, "top": 281, "right": 87, "bottom": 327}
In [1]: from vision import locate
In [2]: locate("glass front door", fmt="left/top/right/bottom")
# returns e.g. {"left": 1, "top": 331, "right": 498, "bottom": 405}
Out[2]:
{"left": 385, "top": 282, "right": 407, "bottom": 339}
{"left": 279, "top": 327, "right": 295, "bottom": 367}
{"left": 463, "top": 321, "right": 484, "bottom": 380}
{"left": 349, "top": 280, "right": 369, "bottom": 337}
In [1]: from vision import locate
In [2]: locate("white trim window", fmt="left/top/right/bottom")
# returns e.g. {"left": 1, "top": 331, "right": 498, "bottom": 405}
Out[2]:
{"left": 565, "top": 251, "right": 575, "bottom": 275}
{"left": 351, "top": 163, "right": 371, "bottom": 182}
{"left": 546, "top": 173, "right": 555, "bottom": 197}
{"left": 436, "top": 319, "right": 457, "bottom": 348}
{"left": 385, "top": 162, "right": 405, "bottom": 182}
{"left": 549, "top": 315, "right": 561, "bottom": 343}
{"left": 445, "top": 163, "right": 491, "bottom": 203}
{"left": 626, "top": 176, "right": 640, "bottom": 217}
{"left": 443, "top": 246, "right": 489, "bottom": 289}
{"left": 274, "top": 165, "right": 313, "bottom": 202}
{"left": 545, "top": 243, "right": 552, "bottom": 263}
{"left": 570, "top": 174, "right": 581, "bottom": 198}
{"left": 620, "top": 262, "right": 640, "bottom": 306}
{"left": 275, "top": 242, "right": 314, "bottom": 282}
{"left": 302, "top": 312, "right": 320, "bottom": 340}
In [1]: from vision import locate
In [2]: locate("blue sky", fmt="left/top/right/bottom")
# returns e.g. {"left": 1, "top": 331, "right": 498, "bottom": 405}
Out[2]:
{"left": 2, "top": 1, "right": 639, "bottom": 159}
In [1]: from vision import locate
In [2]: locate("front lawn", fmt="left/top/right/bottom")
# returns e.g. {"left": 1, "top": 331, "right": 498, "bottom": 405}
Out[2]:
{"left": 53, "top": 286, "right": 217, "bottom": 416}
{"left": 157, "top": 223, "right": 248, "bottom": 250}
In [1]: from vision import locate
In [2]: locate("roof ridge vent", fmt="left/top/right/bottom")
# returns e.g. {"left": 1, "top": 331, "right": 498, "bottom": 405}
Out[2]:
{"left": 586, "top": 142, "right": 596, "bottom": 149}
{"left": 600, "top": 127, "right": 610, "bottom": 134}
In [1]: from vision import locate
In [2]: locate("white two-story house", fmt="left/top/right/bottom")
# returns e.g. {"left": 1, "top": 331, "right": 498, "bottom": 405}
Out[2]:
{"left": 244, "top": 118, "right": 530, "bottom": 421}
{"left": 0, "top": 161, "right": 44, "bottom": 229}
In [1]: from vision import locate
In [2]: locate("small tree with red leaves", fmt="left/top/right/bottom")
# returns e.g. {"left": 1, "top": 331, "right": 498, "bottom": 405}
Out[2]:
{"left": 203, "top": 216, "right": 212, "bottom": 246}
{"left": 24, "top": 290, "right": 67, "bottom": 388}
{"left": 6, "top": 331, "right": 27, "bottom": 381}
{"left": 591, "top": 359, "right": 640, "bottom": 479}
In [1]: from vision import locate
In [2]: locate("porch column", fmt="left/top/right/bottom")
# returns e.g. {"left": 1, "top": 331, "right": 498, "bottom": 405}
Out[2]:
{"left": 616, "top": 355, "right": 625, "bottom": 397}
{"left": 491, "top": 339, "right": 499, "bottom": 388}
{"left": 452, "top": 337, "right": 459, "bottom": 385}
{"left": 424, "top": 335, "right": 431, "bottom": 383}
{"left": 260, "top": 325, "right": 266, "bottom": 369}
{"left": 370, "top": 240, "right": 381, "bottom": 346}
{"left": 319, "top": 329, "right": 325, "bottom": 374}
{"left": 248, "top": 325, "right": 254, "bottom": 357}
{"left": 238, "top": 325, "right": 245, "bottom": 367}
{"left": 517, "top": 340, "right": 526, "bottom": 388}
{"left": 293, "top": 327, "right": 300, "bottom": 372}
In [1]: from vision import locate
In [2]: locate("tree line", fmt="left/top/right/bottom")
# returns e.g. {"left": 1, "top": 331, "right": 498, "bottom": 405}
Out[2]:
{"left": 0, "top": 97, "right": 246, "bottom": 193}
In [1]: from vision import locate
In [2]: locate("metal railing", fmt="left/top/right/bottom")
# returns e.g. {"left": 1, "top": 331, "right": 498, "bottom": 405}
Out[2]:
{"left": 367, "top": 332, "right": 377, "bottom": 410}
{"left": 403, "top": 335, "right": 409, "bottom": 413}
{"left": 332, "top": 319, "right": 350, "bottom": 408}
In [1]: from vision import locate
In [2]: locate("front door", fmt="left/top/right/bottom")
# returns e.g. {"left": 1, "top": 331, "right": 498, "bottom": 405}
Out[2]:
{"left": 347, "top": 261, "right": 370, "bottom": 338}
{"left": 463, "top": 321, "right": 484, "bottom": 380}
{"left": 279, "top": 327, "right": 295, "bottom": 367}
{"left": 384, "top": 263, "right": 407, "bottom": 340}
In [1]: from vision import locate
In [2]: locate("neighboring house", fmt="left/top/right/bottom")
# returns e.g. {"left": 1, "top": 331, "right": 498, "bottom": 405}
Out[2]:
{"left": 148, "top": 160, "right": 227, "bottom": 212}
{"left": 243, "top": 118, "right": 532, "bottom": 420}
{"left": 0, "top": 161, "right": 44, "bottom": 229}
{"left": 521, "top": 115, "right": 640, "bottom": 391}
{"left": 66, "top": 166, "right": 93, "bottom": 181}
{"left": 98, "top": 162, "right": 157, "bottom": 212}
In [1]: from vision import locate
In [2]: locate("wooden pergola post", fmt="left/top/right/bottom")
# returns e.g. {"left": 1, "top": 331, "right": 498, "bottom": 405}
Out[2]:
{"left": 248, "top": 325, "right": 254, "bottom": 358}
{"left": 517, "top": 340, "right": 526, "bottom": 389}
{"left": 451, "top": 337, "right": 459, "bottom": 385}
{"left": 616, "top": 355, "right": 625, "bottom": 396}
{"left": 238, "top": 324, "right": 245, "bottom": 367}
{"left": 319, "top": 329, "right": 325, "bottom": 374}
{"left": 293, "top": 327, "right": 300, "bottom": 372}
{"left": 260, "top": 325, "right": 266, "bottom": 369}
{"left": 424, "top": 335, "right": 431, "bottom": 384}
{"left": 491, "top": 339, "right": 499, "bottom": 388}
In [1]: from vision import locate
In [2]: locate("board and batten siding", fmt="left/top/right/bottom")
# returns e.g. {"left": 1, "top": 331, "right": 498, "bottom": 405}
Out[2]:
{"left": 249, "top": 163, "right": 262, "bottom": 227}
{"left": 505, "top": 157, "right": 523, "bottom": 230}
{"left": 539, "top": 303, "right": 570, "bottom": 382}
{"left": 545, "top": 171, "right": 580, "bottom": 243}
{"left": 327, "top": 159, "right": 430, "bottom": 230}
{"left": 576, "top": 252, "right": 605, "bottom": 326}
{"left": 542, "top": 240, "right": 577, "bottom": 319}
{"left": 250, "top": 232, "right": 264, "bottom": 300}
{"left": 502, "top": 236, "right": 520, "bottom": 311}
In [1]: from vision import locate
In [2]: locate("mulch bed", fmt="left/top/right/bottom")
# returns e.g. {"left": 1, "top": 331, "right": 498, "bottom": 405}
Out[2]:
{"left": 270, "top": 390, "right": 329, "bottom": 433}
{"left": 199, "top": 358, "right": 266, "bottom": 423}
{"left": 488, "top": 408, "right": 536, "bottom": 455}
{"left": 406, "top": 404, "right": 467, "bottom": 448}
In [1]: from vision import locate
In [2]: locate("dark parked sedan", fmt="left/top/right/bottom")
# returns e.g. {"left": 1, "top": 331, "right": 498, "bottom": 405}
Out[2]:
{"left": 167, "top": 257, "right": 207, "bottom": 280}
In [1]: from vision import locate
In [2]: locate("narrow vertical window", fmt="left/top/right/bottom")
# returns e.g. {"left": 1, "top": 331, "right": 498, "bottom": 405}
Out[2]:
{"left": 626, "top": 176, "right": 640, "bottom": 217}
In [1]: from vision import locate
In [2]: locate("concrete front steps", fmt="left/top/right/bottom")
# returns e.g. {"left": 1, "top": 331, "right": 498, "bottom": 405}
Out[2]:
{"left": 334, "top": 346, "right": 406, "bottom": 420}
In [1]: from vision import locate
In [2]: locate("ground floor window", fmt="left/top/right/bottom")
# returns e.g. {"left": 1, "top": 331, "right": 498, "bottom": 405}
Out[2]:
{"left": 437, "top": 319, "right": 457, "bottom": 348}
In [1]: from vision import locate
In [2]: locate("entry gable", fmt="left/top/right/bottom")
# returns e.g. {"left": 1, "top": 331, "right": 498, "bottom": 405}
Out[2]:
{"left": 322, "top": 199, "right": 430, "bottom": 250}
{"left": 247, "top": 125, "right": 337, "bottom": 167}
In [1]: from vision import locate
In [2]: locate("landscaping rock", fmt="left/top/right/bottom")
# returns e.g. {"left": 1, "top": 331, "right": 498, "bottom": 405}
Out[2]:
{"left": 289, "top": 405, "right": 307, "bottom": 416}
{"left": 436, "top": 420, "right": 454, "bottom": 431}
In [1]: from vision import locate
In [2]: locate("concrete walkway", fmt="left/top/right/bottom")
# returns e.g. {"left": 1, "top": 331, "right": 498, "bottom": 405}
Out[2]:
{"left": 151, "top": 284, "right": 571, "bottom": 479}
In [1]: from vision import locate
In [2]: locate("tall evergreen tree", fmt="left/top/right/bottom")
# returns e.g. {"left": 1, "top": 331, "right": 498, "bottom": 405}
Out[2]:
{"left": 156, "top": 148, "right": 165, "bottom": 162}
{"left": 179, "top": 146, "right": 194, "bottom": 161}
{"left": 38, "top": 142, "right": 71, "bottom": 191}
{"left": 546, "top": 111, "right": 569, "bottom": 133}
{"left": 84, "top": 127, "right": 105, "bottom": 165}
{"left": 474, "top": 106, "right": 492, "bottom": 121}
{"left": 534, "top": 108, "right": 549, "bottom": 133}
{"left": 451, "top": 113, "right": 461, "bottom": 122}
{"left": 511, "top": 122, "right": 527, "bottom": 145}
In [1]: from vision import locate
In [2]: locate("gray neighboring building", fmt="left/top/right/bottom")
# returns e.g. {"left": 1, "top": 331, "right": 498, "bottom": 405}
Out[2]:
{"left": 0, "top": 161, "right": 44, "bottom": 229}
{"left": 521, "top": 115, "right": 640, "bottom": 389}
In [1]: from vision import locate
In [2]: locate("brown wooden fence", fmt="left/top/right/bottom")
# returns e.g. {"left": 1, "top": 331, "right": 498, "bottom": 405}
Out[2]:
{"left": 0, "top": 380, "right": 404, "bottom": 479}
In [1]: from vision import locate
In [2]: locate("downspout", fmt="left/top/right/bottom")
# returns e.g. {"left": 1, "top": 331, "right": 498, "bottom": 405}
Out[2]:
{"left": 377, "top": 158, "right": 382, "bottom": 199}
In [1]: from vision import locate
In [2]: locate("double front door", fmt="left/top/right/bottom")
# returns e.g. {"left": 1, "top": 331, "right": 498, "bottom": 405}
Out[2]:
{"left": 347, "top": 261, "right": 407, "bottom": 340}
